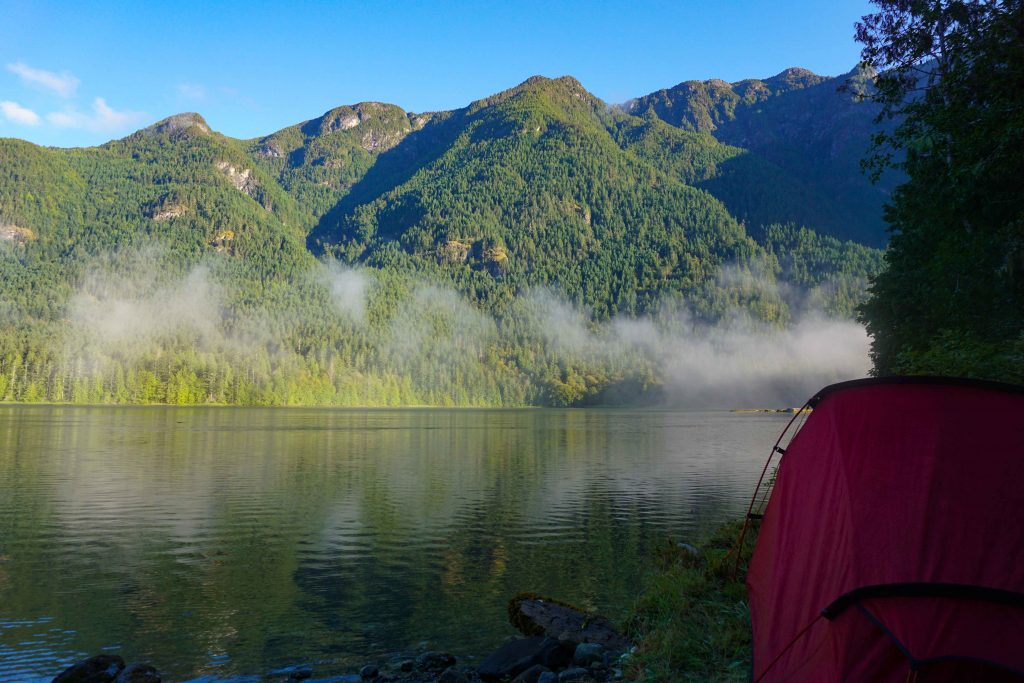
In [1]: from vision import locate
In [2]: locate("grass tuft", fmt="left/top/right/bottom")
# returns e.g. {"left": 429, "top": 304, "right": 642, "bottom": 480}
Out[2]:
{"left": 622, "top": 520, "right": 757, "bottom": 682}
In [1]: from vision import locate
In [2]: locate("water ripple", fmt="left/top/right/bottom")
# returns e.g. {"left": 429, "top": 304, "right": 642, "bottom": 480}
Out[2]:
{"left": 0, "top": 406, "right": 787, "bottom": 680}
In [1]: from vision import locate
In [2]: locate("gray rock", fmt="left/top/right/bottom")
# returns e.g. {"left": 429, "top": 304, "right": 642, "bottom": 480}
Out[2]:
{"left": 259, "top": 141, "right": 283, "bottom": 158}
{"left": 416, "top": 651, "right": 456, "bottom": 670}
{"left": 114, "top": 663, "right": 160, "bottom": 683}
{"left": 675, "top": 542, "right": 704, "bottom": 568}
{"left": 507, "top": 596, "right": 632, "bottom": 653}
{"left": 558, "top": 668, "right": 589, "bottom": 682}
{"left": 285, "top": 669, "right": 312, "bottom": 682}
{"left": 478, "top": 637, "right": 572, "bottom": 681}
{"left": 399, "top": 660, "right": 415, "bottom": 672}
{"left": 537, "top": 673, "right": 558, "bottom": 683}
{"left": 53, "top": 655, "right": 126, "bottom": 683}
{"left": 359, "top": 664, "right": 379, "bottom": 680}
{"left": 511, "top": 664, "right": 552, "bottom": 683}
{"left": 143, "top": 113, "right": 211, "bottom": 137}
{"left": 438, "top": 667, "right": 470, "bottom": 683}
{"left": 573, "top": 643, "right": 605, "bottom": 668}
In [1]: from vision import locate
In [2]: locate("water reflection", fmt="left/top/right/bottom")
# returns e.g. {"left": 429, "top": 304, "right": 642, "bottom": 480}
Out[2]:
{"left": 0, "top": 407, "right": 788, "bottom": 680}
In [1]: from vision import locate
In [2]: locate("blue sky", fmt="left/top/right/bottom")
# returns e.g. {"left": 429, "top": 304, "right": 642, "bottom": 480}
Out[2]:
{"left": 0, "top": 0, "right": 873, "bottom": 147}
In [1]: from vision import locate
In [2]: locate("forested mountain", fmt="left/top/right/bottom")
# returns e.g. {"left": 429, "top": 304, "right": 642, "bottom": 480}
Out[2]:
{"left": 625, "top": 66, "right": 899, "bottom": 246}
{"left": 307, "top": 76, "right": 770, "bottom": 320}
{"left": 0, "top": 68, "right": 886, "bottom": 406}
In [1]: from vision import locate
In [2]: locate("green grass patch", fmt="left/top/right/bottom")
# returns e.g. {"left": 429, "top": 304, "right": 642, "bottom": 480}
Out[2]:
{"left": 623, "top": 519, "right": 757, "bottom": 682}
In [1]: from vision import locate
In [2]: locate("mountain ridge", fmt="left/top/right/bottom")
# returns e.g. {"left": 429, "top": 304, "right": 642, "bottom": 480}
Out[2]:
{"left": 5, "top": 66, "right": 892, "bottom": 248}
{"left": 0, "top": 67, "right": 891, "bottom": 319}
{"left": 0, "top": 67, "right": 886, "bottom": 406}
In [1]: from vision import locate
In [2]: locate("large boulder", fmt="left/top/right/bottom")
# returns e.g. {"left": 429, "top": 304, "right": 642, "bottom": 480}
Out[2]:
{"left": 572, "top": 643, "right": 605, "bottom": 668}
{"left": 507, "top": 595, "right": 631, "bottom": 653}
{"left": 52, "top": 655, "right": 125, "bottom": 683}
{"left": 478, "top": 637, "right": 572, "bottom": 681}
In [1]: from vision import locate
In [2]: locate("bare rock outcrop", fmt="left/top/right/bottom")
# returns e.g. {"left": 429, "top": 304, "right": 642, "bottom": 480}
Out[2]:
{"left": 209, "top": 229, "right": 235, "bottom": 254}
{"left": 310, "top": 102, "right": 413, "bottom": 152}
{"left": 257, "top": 140, "right": 284, "bottom": 158}
{"left": 408, "top": 113, "right": 432, "bottom": 130}
{"left": 147, "top": 201, "right": 187, "bottom": 221}
{"left": 0, "top": 224, "right": 35, "bottom": 245}
{"left": 215, "top": 162, "right": 261, "bottom": 200}
{"left": 140, "top": 113, "right": 211, "bottom": 138}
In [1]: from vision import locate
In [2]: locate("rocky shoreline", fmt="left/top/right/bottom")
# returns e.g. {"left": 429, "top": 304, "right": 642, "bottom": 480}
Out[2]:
{"left": 51, "top": 595, "right": 634, "bottom": 683}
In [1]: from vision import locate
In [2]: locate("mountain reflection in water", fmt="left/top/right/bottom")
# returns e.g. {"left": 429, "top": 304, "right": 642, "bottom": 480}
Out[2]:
{"left": 0, "top": 406, "right": 788, "bottom": 680}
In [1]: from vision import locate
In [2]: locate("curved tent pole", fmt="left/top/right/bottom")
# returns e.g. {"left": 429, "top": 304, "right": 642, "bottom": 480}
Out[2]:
{"left": 730, "top": 401, "right": 811, "bottom": 577}
{"left": 752, "top": 408, "right": 810, "bottom": 515}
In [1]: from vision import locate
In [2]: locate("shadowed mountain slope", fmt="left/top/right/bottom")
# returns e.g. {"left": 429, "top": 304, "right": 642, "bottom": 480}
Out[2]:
{"left": 625, "top": 66, "right": 899, "bottom": 246}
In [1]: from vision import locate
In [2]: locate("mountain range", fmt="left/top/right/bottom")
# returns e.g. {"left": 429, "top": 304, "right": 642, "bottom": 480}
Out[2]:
{"left": 0, "top": 66, "right": 890, "bottom": 406}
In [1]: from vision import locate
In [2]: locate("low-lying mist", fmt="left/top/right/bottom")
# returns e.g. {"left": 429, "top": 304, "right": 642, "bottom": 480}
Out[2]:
{"left": 60, "top": 246, "right": 870, "bottom": 408}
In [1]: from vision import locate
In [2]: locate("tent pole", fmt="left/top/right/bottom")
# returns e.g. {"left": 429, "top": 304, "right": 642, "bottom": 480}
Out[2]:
{"left": 731, "top": 401, "right": 810, "bottom": 577}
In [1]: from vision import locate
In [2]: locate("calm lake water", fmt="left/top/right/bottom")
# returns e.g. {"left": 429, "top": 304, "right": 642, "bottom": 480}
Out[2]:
{"left": 0, "top": 406, "right": 789, "bottom": 681}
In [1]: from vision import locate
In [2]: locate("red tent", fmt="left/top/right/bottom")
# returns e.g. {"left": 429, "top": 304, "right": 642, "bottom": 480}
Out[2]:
{"left": 747, "top": 377, "right": 1024, "bottom": 682}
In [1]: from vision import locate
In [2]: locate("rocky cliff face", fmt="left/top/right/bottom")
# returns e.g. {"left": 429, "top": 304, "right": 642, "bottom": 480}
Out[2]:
{"left": 216, "top": 161, "right": 258, "bottom": 195}
{"left": 302, "top": 102, "right": 414, "bottom": 152}
{"left": 133, "top": 112, "right": 212, "bottom": 139}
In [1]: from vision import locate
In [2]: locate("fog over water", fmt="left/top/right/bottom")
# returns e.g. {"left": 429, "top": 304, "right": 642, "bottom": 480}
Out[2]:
{"left": 63, "top": 246, "right": 870, "bottom": 408}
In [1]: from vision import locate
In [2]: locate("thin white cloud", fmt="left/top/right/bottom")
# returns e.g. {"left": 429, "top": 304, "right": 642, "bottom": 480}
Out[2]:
{"left": 177, "top": 83, "right": 207, "bottom": 100}
{"left": 7, "top": 62, "right": 79, "bottom": 98}
{"left": 47, "top": 97, "right": 147, "bottom": 133}
{"left": 0, "top": 100, "right": 41, "bottom": 125}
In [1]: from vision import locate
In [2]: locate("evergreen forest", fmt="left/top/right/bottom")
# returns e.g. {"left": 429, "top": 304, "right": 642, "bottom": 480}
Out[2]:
{"left": 0, "top": 68, "right": 898, "bottom": 406}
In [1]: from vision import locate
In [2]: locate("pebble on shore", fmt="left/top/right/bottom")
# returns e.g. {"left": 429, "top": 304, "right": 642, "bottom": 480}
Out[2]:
{"left": 53, "top": 593, "right": 630, "bottom": 683}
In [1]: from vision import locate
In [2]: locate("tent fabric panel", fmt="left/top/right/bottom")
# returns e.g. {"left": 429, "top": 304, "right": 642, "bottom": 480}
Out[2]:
{"left": 829, "top": 384, "right": 1024, "bottom": 592}
{"left": 859, "top": 596, "right": 1024, "bottom": 674}
{"left": 751, "top": 609, "right": 910, "bottom": 682}
{"left": 748, "top": 386, "right": 855, "bottom": 679}
{"left": 748, "top": 381, "right": 1024, "bottom": 681}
